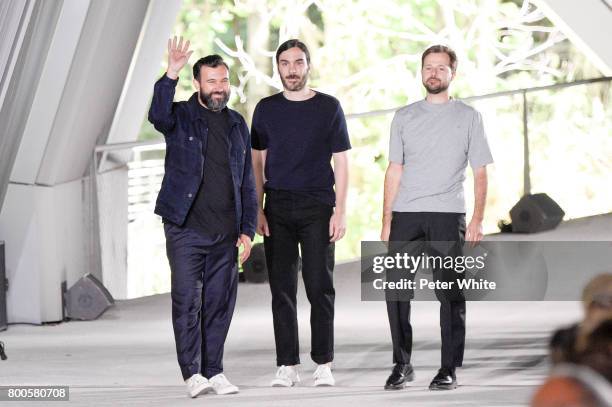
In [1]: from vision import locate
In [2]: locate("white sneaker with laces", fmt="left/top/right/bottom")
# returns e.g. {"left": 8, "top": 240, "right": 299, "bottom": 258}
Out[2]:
{"left": 209, "top": 373, "right": 239, "bottom": 395}
{"left": 271, "top": 365, "right": 300, "bottom": 387}
{"left": 185, "top": 373, "right": 212, "bottom": 398}
{"left": 313, "top": 364, "right": 335, "bottom": 387}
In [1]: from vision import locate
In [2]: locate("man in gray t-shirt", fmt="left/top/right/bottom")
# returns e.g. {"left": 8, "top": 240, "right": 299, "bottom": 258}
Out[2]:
{"left": 388, "top": 98, "right": 492, "bottom": 213}
{"left": 381, "top": 45, "right": 493, "bottom": 391}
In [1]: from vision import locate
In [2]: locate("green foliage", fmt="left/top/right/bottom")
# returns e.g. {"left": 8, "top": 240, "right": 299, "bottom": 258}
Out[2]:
{"left": 138, "top": 0, "right": 611, "bottom": 261}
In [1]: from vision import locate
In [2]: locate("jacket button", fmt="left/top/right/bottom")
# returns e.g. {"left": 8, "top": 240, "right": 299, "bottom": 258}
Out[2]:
{"left": 187, "top": 193, "right": 193, "bottom": 198}
{"left": 188, "top": 136, "right": 193, "bottom": 141}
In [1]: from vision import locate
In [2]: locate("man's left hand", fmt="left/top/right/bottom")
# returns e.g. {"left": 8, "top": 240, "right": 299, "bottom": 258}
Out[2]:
{"left": 329, "top": 211, "right": 346, "bottom": 242}
{"left": 466, "top": 218, "right": 484, "bottom": 248}
{"left": 236, "top": 234, "right": 252, "bottom": 264}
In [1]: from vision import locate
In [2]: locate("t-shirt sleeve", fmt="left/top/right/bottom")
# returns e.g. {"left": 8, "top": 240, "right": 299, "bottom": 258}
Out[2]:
{"left": 468, "top": 110, "right": 494, "bottom": 169}
{"left": 329, "top": 101, "right": 351, "bottom": 153}
{"left": 388, "top": 112, "right": 404, "bottom": 164}
{"left": 250, "top": 102, "right": 267, "bottom": 150}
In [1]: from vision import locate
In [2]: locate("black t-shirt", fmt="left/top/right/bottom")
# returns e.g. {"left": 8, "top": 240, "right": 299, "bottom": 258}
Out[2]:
{"left": 184, "top": 105, "right": 236, "bottom": 236}
{"left": 250, "top": 91, "right": 351, "bottom": 206}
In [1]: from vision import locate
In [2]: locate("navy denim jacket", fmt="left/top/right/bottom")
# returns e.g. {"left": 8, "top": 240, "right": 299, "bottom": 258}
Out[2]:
{"left": 148, "top": 74, "right": 257, "bottom": 240}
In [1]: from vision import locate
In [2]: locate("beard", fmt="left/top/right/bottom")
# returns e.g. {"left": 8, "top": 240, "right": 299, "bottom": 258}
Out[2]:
{"left": 280, "top": 71, "right": 308, "bottom": 92}
{"left": 200, "top": 89, "right": 230, "bottom": 111}
{"left": 423, "top": 78, "right": 449, "bottom": 95}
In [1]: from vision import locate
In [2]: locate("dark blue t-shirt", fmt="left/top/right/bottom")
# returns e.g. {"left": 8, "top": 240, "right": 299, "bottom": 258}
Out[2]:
{"left": 250, "top": 91, "right": 351, "bottom": 206}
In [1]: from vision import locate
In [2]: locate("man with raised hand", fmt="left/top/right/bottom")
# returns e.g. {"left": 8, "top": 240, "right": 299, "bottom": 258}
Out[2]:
{"left": 148, "top": 36, "right": 257, "bottom": 398}
{"left": 251, "top": 39, "right": 351, "bottom": 388}
{"left": 381, "top": 45, "right": 493, "bottom": 391}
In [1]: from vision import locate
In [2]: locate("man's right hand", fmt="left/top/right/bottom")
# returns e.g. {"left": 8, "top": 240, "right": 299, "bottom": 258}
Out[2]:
{"left": 380, "top": 222, "right": 391, "bottom": 242}
{"left": 166, "top": 36, "right": 193, "bottom": 80}
{"left": 257, "top": 209, "right": 270, "bottom": 236}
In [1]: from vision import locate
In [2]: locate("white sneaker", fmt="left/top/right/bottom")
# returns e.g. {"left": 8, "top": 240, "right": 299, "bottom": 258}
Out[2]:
{"left": 271, "top": 365, "right": 300, "bottom": 387}
{"left": 185, "top": 374, "right": 212, "bottom": 398}
{"left": 209, "top": 373, "right": 239, "bottom": 395}
{"left": 313, "top": 365, "right": 335, "bottom": 386}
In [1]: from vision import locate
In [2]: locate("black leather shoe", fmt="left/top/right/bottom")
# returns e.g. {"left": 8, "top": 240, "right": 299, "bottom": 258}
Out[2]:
{"left": 429, "top": 368, "right": 457, "bottom": 390}
{"left": 384, "top": 363, "right": 415, "bottom": 390}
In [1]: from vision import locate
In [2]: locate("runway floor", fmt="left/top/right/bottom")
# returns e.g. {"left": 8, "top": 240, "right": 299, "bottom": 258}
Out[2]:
{"left": 0, "top": 268, "right": 582, "bottom": 407}
{"left": 4, "top": 214, "right": 611, "bottom": 406}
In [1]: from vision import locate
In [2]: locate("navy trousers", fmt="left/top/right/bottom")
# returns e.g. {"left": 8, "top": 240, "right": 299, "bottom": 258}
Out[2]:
{"left": 164, "top": 223, "right": 238, "bottom": 380}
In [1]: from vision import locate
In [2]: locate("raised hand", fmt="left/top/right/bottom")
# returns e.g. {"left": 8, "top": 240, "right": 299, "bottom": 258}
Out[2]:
{"left": 166, "top": 36, "right": 193, "bottom": 79}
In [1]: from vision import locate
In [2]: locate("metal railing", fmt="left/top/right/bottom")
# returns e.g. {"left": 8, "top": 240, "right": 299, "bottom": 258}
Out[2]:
{"left": 346, "top": 76, "right": 611, "bottom": 196}
{"left": 89, "top": 76, "right": 611, "bottom": 296}
{"left": 94, "top": 76, "right": 611, "bottom": 204}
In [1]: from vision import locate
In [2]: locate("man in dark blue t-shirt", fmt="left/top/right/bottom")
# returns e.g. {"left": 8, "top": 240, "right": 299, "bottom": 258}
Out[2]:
{"left": 251, "top": 39, "right": 351, "bottom": 388}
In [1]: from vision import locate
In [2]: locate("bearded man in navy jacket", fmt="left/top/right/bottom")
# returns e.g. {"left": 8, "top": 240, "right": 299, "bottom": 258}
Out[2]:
{"left": 148, "top": 36, "right": 256, "bottom": 398}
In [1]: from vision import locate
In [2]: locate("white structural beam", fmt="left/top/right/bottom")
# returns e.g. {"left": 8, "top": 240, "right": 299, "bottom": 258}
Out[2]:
{"left": 0, "top": 0, "right": 34, "bottom": 110}
{"left": 0, "top": 0, "right": 181, "bottom": 323}
{"left": 105, "top": 0, "right": 182, "bottom": 150}
{"left": 534, "top": 0, "right": 612, "bottom": 75}
{"left": 10, "top": 0, "right": 91, "bottom": 184}
{"left": 35, "top": 0, "right": 150, "bottom": 186}
{"left": 1, "top": 180, "right": 86, "bottom": 323}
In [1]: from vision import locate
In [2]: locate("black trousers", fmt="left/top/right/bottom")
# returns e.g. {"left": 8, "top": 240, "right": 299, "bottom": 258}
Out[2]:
{"left": 386, "top": 212, "right": 466, "bottom": 370}
{"left": 164, "top": 223, "right": 238, "bottom": 380}
{"left": 264, "top": 190, "right": 335, "bottom": 366}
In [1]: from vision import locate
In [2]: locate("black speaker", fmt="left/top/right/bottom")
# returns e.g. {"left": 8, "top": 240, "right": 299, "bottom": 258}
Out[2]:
{"left": 241, "top": 243, "right": 302, "bottom": 283}
{"left": 242, "top": 243, "right": 268, "bottom": 283}
{"left": 65, "top": 274, "right": 114, "bottom": 320}
{"left": 0, "top": 241, "right": 6, "bottom": 331}
{"left": 510, "top": 193, "right": 565, "bottom": 233}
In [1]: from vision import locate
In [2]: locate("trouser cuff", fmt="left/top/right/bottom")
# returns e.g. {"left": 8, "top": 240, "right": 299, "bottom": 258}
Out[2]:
{"left": 311, "top": 352, "right": 334, "bottom": 365}
{"left": 276, "top": 358, "right": 300, "bottom": 367}
{"left": 203, "top": 367, "right": 222, "bottom": 379}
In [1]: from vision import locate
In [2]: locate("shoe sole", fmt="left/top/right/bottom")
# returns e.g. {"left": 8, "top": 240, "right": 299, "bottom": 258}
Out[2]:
{"left": 384, "top": 371, "right": 415, "bottom": 390}
{"left": 189, "top": 385, "right": 212, "bottom": 398}
{"left": 271, "top": 381, "right": 295, "bottom": 387}
{"left": 314, "top": 381, "right": 335, "bottom": 387}
{"left": 429, "top": 383, "right": 458, "bottom": 391}
{"left": 214, "top": 387, "right": 239, "bottom": 395}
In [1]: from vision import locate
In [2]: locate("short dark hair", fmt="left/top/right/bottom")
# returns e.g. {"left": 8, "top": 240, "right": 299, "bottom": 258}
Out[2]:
{"left": 421, "top": 45, "right": 458, "bottom": 72}
{"left": 192, "top": 54, "right": 229, "bottom": 81}
{"left": 275, "top": 39, "right": 311, "bottom": 65}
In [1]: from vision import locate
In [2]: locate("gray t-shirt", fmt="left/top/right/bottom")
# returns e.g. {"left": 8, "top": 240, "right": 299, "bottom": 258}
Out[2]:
{"left": 389, "top": 99, "right": 493, "bottom": 213}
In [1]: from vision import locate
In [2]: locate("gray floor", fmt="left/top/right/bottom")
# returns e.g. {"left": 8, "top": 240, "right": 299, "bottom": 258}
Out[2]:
{"left": 0, "top": 275, "right": 583, "bottom": 406}
{"left": 3, "top": 214, "right": 610, "bottom": 406}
